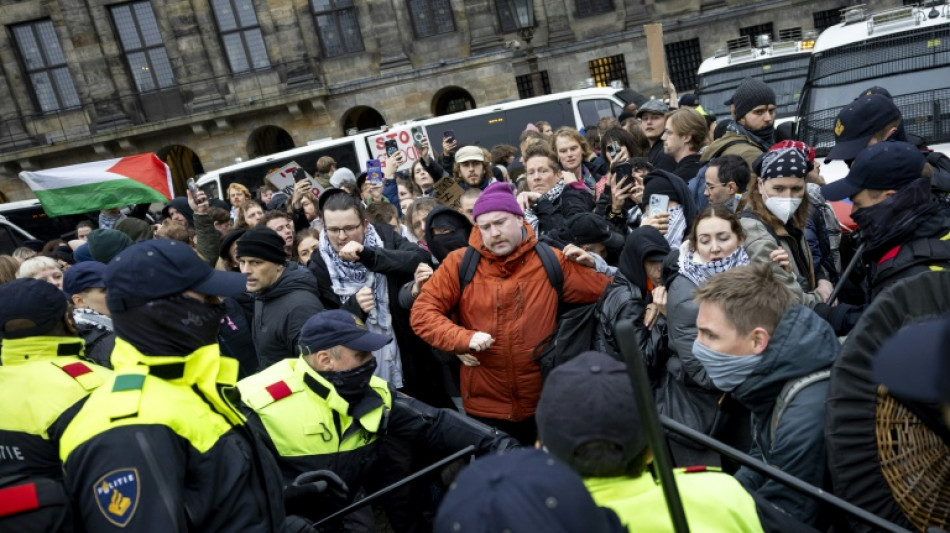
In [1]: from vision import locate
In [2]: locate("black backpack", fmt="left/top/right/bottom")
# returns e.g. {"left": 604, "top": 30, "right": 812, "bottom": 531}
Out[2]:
{"left": 458, "top": 242, "right": 602, "bottom": 379}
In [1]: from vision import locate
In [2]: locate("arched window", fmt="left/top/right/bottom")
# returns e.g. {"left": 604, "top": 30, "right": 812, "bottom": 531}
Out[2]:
{"left": 432, "top": 87, "right": 476, "bottom": 116}
{"left": 247, "top": 125, "right": 295, "bottom": 159}
{"left": 156, "top": 145, "right": 205, "bottom": 196}
{"left": 341, "top": 106, "right": 386, "bottom": 135}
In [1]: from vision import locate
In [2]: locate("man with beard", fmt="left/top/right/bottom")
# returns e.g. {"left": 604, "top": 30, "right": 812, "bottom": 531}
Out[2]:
{"left": 453, "top": 146, "right": 496, "bottom": 191}
{"left": 700, "top": 78, "right": 776, "bottom": 169}
{"left": 411, "top": 182, "right": 609, "bottom": 445}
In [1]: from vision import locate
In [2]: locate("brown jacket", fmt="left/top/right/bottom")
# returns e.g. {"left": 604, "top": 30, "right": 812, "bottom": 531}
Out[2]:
{"left": 410, "top": 222, "right": 609, "bottom": 421}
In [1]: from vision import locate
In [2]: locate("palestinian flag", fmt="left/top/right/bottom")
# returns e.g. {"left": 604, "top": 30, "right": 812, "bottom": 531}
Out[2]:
{"left": 18, "top": 154, "right": 174, "bottom": 217}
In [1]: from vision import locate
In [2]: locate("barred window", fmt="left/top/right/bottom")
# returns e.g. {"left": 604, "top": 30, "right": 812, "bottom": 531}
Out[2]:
{"left": 210, "top": 0, "right": 270, "bottom": 73}
{"left": 575, "top": 0, "right": 614, "bottom": 18}
{"left": 740, "top": 22, "right": 774, "bottom": 43}
{"left": 312, "top": 0, "right": 364, "bottom": 57}
{"left": 813, "top": 7, "right": 843, "bottom": 32}
{"left": 111, "top": 2, "right": 176, "bottom": 92}
{"left": 665, "top": 38, "right": 702, "bottom": 92}
{"left": 778, "top": 27, "right": 802, "bottom": 41}
{"left": 516, "top": 71, "right": 551, "bottom": 98}
{"left": 408, "top": 0, "right": 455, "bottom": 39}
{"left": 11, "top": 19, "right": 81, "bottom": 112}
{"left": 588, "top": 54, "right": 628, "bottom": 87}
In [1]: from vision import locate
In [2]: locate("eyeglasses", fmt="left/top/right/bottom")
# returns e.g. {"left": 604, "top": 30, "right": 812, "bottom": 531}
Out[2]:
{"left": 325, "top": 224, "right": 362, "bottom": 235}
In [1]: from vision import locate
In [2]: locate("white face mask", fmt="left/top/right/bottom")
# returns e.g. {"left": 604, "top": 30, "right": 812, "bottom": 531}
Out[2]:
{"left": 760, "top": 182, "right": 802, "bottom": 224}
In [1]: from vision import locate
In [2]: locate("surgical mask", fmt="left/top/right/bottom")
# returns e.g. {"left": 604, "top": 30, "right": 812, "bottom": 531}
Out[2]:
{"left": 320, "top": 358, "right": 378, "bottom": 406}
{"left": 691, "top": 339, "right": 763, "bottom": 392}
{"left": 760, "top": 183, "right": 802, "bottom": 224}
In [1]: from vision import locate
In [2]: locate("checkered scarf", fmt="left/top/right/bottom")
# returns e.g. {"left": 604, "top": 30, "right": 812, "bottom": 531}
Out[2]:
{"left": 678, "top": 244, "right": 750, "bottom": 287}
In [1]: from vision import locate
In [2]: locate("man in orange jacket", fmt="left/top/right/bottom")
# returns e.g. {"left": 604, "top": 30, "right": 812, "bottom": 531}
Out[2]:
{"left": 411, "top": 181, "right": 609, "bottom": 444}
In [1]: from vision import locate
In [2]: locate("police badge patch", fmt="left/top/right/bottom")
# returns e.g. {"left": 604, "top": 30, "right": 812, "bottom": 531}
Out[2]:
{"left": 93, "top": 468, "right": 140, "bottom": 527}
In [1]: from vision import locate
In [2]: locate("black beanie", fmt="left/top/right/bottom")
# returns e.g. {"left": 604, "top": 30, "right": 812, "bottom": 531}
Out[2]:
{"left": 642, "top": 170, "right": 683, "bottom": 205}
{"left": 236, "top": 226, "right": 287, "bottom": 264}
{"left": 732, "top": 78, "right": 776, "bottom": 122}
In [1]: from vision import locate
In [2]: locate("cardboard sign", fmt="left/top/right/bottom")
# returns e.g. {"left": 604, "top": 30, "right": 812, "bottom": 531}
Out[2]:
{"left": 368, "top": 127, "right": 431, "bottom": 171}
{"left": 433, "top": 176, "right": 465, "bottom": 208}
{"left": 264, "top": 161, "right": 323, "bottom": 198}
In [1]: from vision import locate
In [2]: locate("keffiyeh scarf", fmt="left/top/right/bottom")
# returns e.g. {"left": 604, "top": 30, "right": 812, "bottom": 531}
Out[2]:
{"left": 318, "top": 224, "right": 403, "bottom": 387}
{"left": 524, "top": 181, "right": 565, "bottom": 234}
{"left": 678, "top": 245, "right": 750, "bottom": 287}
{"left": 666, "top": 205, "right": 687, "bottom": 250}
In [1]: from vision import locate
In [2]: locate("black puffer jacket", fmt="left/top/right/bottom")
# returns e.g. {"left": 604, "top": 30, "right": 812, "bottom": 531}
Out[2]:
{"left": 238, "top": 264, "right": 323, "bottom": 368}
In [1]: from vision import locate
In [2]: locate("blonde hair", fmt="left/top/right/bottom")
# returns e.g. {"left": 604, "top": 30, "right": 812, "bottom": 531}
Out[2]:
{"left": 228, "top": 183, "right": 252, "bottom": 201}
{"left": 551, "top": 127, "right": 592, "bottom": 160}
{"left": 16, "top": 256, "right": 60, "bottom": 279}
{"left": 666, "top": 108, "right": 710, "bottom": 152}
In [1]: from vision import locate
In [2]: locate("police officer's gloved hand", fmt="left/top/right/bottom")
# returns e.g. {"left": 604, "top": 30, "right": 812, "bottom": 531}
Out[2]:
{"left": 283, "top": 470, "right": 350, "bottom": 523}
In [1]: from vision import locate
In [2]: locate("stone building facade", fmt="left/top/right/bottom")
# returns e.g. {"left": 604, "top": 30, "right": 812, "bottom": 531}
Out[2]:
{"left": 0, "top": 0, "right": 899, "bottom": 201}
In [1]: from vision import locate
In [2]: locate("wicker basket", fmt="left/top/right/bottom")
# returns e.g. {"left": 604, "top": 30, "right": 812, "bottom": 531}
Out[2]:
{"left": 875, "top": 387, "right": 950, "bottom": 531}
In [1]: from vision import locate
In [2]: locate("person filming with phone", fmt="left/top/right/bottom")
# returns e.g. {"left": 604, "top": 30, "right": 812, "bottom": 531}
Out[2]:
{"left": 640, "top": 169, "right": 697, "bottom": 250}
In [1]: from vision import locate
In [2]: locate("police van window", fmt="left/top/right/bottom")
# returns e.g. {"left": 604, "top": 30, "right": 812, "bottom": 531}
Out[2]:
{"left": 578, "top": 99, "right": 621, "bottom": 127}
{"left": 220, "top": 142, "right": 360, "bottom": 194}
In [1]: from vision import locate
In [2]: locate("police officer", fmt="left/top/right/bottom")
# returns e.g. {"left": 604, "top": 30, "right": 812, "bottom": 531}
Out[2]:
{"left": 58, "top": 239, "right": 316, "bottom": 532}
{"left": 237, "top": 309, "right": 520, "bottom": 529}
{"left": 0, "top": 278, "right": 111, "bottom": 531}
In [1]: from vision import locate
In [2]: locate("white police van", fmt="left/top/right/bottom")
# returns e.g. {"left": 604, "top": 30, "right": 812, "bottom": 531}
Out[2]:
{"left": 197, "top": 88, "right": 626, "bottom": 199}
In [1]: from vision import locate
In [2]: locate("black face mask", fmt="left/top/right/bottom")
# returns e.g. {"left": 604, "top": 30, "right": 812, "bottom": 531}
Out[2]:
{"left": 749, "top": 124, "right": 775, "bottom": 145}
{"left": 429, "top": 230, "right": 469, "bottom": 263}
{"left": 319, "top": 357, "right": 377, "bottom": 406}
{"left": 852, "top": 178, "right": 936, "bottom": 254}
{"left": 113, "top": 295, "right": 225, "bottom": 357}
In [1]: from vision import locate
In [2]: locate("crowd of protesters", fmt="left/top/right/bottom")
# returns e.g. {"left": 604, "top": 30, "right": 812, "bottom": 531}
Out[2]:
{"left": 2, "top": 76, "right": 950, "bottom": 533}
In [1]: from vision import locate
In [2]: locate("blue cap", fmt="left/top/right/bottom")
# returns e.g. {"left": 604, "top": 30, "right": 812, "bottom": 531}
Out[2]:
{"left": 821, "top": 140, "right": 924, "bottom": 201}
{"left": 298, "top": 309, "right": 391, "bottom": 355}
{"left": 63, "top": 261, "right": 106, "bottom": 296}
{"left": 826, "top": 94, "right": 902, "bottom": 162}
{"left": 105, "top": 238, "right": 247, "bottom": 312}
{"left": 0, "top": 278, "right": 68, "bottom": 339}
{"left": 434, "top": 449, "right": 625, "bottom": 533}
{"left": 873, "top": 317, "right": 950, "bottom": 404}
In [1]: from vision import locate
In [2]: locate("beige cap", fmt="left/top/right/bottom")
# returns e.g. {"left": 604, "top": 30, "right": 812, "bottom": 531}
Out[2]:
{"left": 455, "top": 145, "right": 486, "bottom": 163}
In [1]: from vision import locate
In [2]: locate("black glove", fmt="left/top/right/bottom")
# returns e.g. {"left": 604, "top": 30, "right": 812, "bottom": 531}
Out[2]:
{"left": 283, "top": 470, "right": 350, "bottom": 523}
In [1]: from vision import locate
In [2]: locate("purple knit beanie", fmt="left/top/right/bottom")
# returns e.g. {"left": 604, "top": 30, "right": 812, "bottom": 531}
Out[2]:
{"left": 471, "top": 182, "right": 524, "bottom": 221}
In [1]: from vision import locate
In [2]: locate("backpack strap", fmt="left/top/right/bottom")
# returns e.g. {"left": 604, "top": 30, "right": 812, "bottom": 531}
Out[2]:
{"left": 534, "top": 241, "right": 564, "bottom": 302}
{"left": 457, "top": 246, "right": 480, "bottom": 298}
{"left": 770, "top": 369, "right": 831, "bottom": 444}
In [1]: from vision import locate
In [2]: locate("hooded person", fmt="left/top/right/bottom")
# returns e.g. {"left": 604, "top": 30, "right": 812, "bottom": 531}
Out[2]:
{"left": 113, "top": 217, "right": 154, "bottom": 242}
{"left": 330, "top": 167, "right": 358, "bottom": 193}
{"left": 86, "top": 228, "right": 133, "bottom": 264}
{"left": 58, "top": 239, "right": 318, "bottom": 531}
{"left": 642, "top": 169, "right": 696, "bottom": 250}
{"left": 596, "top": 226, "right": 671, "bottom": 386}
{"left": 161, "top": 196, "right": 195, "bottom": 227}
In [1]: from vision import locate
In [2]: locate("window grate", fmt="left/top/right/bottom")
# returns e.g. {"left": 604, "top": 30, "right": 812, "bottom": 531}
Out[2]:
{"left": 813, "top": 7, "right": 843, "bottom": 32}
{"left": 740, "top": 22, "right": 774, "bottom": 43}
{"left": 665, "top": 38, "right": 702, "bottom": 92}
{"left": 516, "top": 71, "right": 551, "bottom": 98}
{"left": 210, "top": 0, "right": 270, "bottom": 74}
{"left": 588, "top": 54, "right": 628, "bottom": 88}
